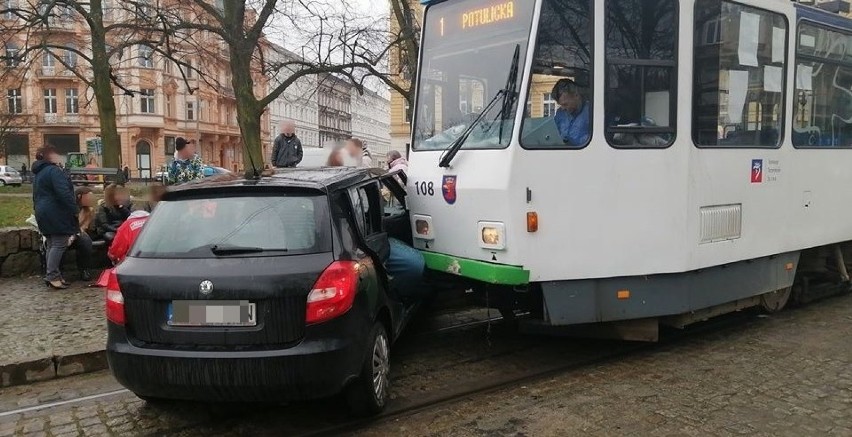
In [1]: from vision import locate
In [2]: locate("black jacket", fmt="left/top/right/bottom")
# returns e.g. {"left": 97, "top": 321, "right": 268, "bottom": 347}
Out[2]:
{"left": 94, "top": 203, "right": 132, "bottom": 239}
{"left": 271, "top": 134, "right": 303, "bottom": 168}
{"left": 32, "top": 160, "right": 78, "bottom": 236}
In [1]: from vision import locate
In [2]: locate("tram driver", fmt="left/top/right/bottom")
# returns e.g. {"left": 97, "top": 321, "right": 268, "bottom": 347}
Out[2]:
{"left": 552, "top": 79, "right": 590, "bottom": 147}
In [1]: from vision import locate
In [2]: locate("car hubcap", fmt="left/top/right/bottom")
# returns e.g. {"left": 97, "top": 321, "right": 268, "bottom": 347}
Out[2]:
{"left": 371, "top": 333, "right": 389, "bottom": 402}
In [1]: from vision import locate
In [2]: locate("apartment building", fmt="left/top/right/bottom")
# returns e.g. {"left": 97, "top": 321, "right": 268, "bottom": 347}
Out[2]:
{"left": 266, "top": 44, "right": 320, "bottom": 160}
{"left": 0, "top": 1, "right": 269, "bottom": 176}
{"left": 351, "top": 87, "right": 392, "bottom": 167}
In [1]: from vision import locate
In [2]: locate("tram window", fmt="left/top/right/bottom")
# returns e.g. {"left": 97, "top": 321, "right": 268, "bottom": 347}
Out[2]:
{"left": 692, "top": 1, "right": 787, "bottom": 148}
{"left": 604, "top": 0, "right": 677, "bottom": 148}
{"left": 519, "top": 0, "right": 593, "bottom": 150}
{"left": 793, "top": 23, "right": 852, "bottom": 148}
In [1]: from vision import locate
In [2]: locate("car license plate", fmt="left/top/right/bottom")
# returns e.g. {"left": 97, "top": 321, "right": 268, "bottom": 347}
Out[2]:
{"left": 167, "top": 300, "right": 256, "bottom": 326}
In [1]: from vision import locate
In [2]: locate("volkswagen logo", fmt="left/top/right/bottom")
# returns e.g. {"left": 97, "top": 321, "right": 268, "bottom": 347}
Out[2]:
{"left": 199, "top": 280, "right": 214, "bottom": 295}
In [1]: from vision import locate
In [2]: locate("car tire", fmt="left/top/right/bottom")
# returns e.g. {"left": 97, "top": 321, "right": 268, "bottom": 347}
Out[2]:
{"left": 345, "top": 322, "right": 390, "bottom": 417}
{"left": 135, "top": 394, "right": 174, "bottom": 406}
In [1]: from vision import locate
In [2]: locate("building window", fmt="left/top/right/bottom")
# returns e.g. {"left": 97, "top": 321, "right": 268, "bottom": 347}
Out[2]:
{"left": 3, "top": 0, "right": 15, "bottom": 20}
{"left": 164, "top": 136, "right": 175, "bottom": 155}
{"left": 139, "top": 88, "right": 155, "bottom": 114}
{"left": 165, "top": 94, "right": 172, "bottom": 117}
{"left": 794, "top": 23, "right": 852, "bottom": 147}
{"left": 186, "top": 101, "right": 195, "bottom": 120}
{"left": 164, "top": 59, "right": 171, "bottom": 74}
{"left": 137, "top": 44, "right": 153, "bottom": 68}
{"left": 65, "top": 88, "right": 78, "bottom": 114}
{"left": 43, "top": 88, "right": 57, "bottom": 114}
{"left": 7, "top": 88, "right": 21, "bottom": 114}
{"left": 541, "top": 92, "right": 557, "bottom": 117}
{"left": 63, "top": 44, "right": 77, "bottom": 68}
{"left": 5, "top": 43, "right": 20, "bottom": 67}
{"left": 42, "top": 52, "right": 54, "bottom": 67}
{"left": 692, "top": 0, "right": 787, "bottom": 147}
{"left": 184, "top": 59, "right": 193, "bottom": 78}
{"left": 605, "top": 0, "right": 677, "bottom": 148}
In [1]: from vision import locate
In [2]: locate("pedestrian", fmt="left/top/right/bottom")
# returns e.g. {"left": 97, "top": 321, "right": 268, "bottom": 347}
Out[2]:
{"left": 72, "top": 186, "right": 97, "bottom": 281}
{"left": 326, "top": 143, "right": 346, "bottom": 167}
{"left": 95, "top": 183, "right": 132, "bottom": 243}
{"left": 133, "top": 182, "right": 166, "bottom": 213}
{"left": 122, "top": 165, "right": 130, "bottom": 182}
{"left": 108, "top": 210, "right": 150, "bottom": 264}
{"left": 20, "top": 163, "right": 27, "bottom": 182}
{"left": 271, "top": 120, "right": 303, "bottom": 168}
{"left": 344, "top": 138, "right": 373, "bottom": 168}
{"left": 386, "top": 150, "right": 408, "bottom": 173}
{"left": 32, "top": 145, "right": 77, "bottom": 290}
{"left": 166, "top": 137, "right": 204, "bottom": 185}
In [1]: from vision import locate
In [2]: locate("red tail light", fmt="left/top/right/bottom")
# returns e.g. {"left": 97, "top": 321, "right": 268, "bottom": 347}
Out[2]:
{"left": 306, "top": 261, "right": 360, "bottom": 324}
{"left": 105, "top": 270, "right": 126, "bottom": 325}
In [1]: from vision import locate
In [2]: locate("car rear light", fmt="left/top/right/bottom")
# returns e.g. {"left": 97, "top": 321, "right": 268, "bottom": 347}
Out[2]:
{"left": 306, "top": 261, "right": 360, "bottom": 324}
{"left": 105, "top": 270, "right": 126, "bottom": 325}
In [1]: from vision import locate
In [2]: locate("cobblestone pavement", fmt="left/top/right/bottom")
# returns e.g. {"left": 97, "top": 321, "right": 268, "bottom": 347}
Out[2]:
{"left": 0, "top": 277, "right": 104, "bottom": 367}
{"left": 0, "top": 294, "right": 850, "bottom": 436}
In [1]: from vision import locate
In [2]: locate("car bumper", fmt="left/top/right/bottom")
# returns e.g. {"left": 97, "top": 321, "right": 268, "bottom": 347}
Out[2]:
{"left": 107, "top": 311, "right": 367, "bottom": 402}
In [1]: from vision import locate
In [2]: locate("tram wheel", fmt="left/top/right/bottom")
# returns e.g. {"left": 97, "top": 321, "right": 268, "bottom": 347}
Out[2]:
{"left": 758, "top": 287, "right": 792, "bottom": 313}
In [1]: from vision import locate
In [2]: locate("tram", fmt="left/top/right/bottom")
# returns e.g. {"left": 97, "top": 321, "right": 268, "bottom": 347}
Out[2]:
{"left": 405, "top": 0, "right": 852, "bottom": 340}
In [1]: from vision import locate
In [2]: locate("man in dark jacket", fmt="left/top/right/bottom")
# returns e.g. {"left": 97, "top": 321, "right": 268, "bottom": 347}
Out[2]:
{"left": 271, "top": 120, "right": 303, "bottom": 168}
{"left": 32, "top": 146, "right": 78, "bottom": 289}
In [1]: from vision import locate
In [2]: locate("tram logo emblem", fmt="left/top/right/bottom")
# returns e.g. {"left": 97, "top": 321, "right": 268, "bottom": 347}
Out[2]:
{"left": 751, "top": 159, "right": 763, "bottom": 183}
{"left": 442, "top": 175, "right": 457, "bottom": 205}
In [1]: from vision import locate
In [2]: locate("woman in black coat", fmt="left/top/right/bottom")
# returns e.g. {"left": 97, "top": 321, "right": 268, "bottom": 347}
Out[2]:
{"left": 32, "top": 145, "right": 77, "bottom": 289}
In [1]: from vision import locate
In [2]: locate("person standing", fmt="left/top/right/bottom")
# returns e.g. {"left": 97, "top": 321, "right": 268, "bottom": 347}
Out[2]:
{"left": 167, "top": 137, "right": 204, "bottom": 185}
{"left": 32, "top": 145, "right": 78, "bottom": 290}
{"left": 122, "top": 165, "right": 130, "bottom": 182}
{"left": 20, "top": 163, "right": 27, "bottom": 182}
{"left": 271, "top": 120, "right": 303, "bottom": 168}
{"left": 343, "top": 138, "right": 373, "bottom": 168}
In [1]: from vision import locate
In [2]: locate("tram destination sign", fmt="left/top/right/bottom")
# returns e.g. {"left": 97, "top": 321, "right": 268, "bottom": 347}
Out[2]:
{"left": 434, "top": 0, "right": 517, "bottom": 39}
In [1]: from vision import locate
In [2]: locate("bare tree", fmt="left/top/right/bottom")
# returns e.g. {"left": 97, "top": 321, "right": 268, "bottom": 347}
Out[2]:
{"left": 388, "top": 0, "right": 420, "bottom": 119}
{"left": 153, "top": 0, "right": 410, "bottom": 177}
{"left": 0, "top": 0, "right": 197, "bottom": 169}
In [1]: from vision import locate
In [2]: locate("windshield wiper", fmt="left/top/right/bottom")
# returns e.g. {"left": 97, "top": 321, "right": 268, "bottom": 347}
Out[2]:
{"left": 209, "top": 244, "right": 287, "bottom": 255}
{"left": 438, "top": 44, "right": 521, "bottom": 168}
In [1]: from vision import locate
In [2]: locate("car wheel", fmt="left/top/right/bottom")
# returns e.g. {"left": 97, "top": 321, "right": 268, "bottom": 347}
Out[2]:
{"left": 0, "top": 180, "right": 5, "bottom": 186}
{"left": 346, "top": 322, "right": 390, "bottom": 417}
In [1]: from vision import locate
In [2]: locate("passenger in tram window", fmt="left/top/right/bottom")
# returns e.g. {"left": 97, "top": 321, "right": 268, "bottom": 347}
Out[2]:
{"left": 552, "top": 79, "right": 590, "bottom": 147}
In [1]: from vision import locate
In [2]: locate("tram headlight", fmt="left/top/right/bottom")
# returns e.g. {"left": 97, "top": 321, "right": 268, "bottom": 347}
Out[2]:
{"left": 478, "top": 221, "right": 506, "bottom": 250}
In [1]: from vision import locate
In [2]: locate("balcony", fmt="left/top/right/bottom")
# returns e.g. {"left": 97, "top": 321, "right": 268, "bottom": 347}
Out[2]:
{"left": 63, "top": 114, "right": 79, "bottom": 124}
{"left": 37, "top": 66, "right": 77, "bottom": 80}
{"left": 42, "top": 113, "right": 58, "bottom": 124}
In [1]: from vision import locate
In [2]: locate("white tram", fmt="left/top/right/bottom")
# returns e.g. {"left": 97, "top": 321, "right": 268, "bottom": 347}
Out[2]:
{"left": 406, "top": 0, "right": 852, "bottom": 339}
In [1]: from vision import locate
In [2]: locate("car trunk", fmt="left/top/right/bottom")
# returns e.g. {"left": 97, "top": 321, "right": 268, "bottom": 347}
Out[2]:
{"left": 117, "top": 253, "right": 334, "bottom": 349}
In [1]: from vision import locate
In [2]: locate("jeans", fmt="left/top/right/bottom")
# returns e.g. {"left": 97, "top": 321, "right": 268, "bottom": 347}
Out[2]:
{"left": 45, "top": 234, "right": 71, "bottom": 281}
{"left": 71, "top": 232, "right": 93, "bottom": 272}
{"left": 387, "top": 238, "right": 426, "bottom": 300}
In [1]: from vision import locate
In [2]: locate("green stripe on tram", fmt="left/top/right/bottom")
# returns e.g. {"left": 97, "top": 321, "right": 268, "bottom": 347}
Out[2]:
{"left": 420, "top": 251, "right": 530, "bottom": 286}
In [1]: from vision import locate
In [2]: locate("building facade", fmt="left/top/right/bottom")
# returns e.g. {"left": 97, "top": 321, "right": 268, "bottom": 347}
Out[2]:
{"left": 0, "top": 1, "right": 269, "bottom": 177}
{"left": 317, "top": 75, "right": 352, "bottom": 147}
{"left": 351, "top": 87, "right": 392, "bottom": 167}
{"left": 388, "top": 0, "right": 422, "bottom": 156}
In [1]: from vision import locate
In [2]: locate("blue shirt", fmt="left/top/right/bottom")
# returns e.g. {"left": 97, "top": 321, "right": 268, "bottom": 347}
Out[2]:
{"left": 554, "top": 101, "right": 590, "bottom": 147}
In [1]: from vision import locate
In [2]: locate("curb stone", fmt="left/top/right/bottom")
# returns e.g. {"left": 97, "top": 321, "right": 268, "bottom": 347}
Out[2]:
{"left": 0, "top": 350, "right": 107, "bottom": 388}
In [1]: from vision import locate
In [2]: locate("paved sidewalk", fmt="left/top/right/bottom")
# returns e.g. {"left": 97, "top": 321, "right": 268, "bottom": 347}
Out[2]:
{"left": 0, "top": 277, "right": 106, "bottom": 388}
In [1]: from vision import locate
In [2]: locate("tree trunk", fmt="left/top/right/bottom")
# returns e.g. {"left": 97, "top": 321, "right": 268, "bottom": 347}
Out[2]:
{"left": 230, "top": 42, "right": 263, "bottom": 179}
{"left": 89, "top": 19, "right": 121, "bottom": 170}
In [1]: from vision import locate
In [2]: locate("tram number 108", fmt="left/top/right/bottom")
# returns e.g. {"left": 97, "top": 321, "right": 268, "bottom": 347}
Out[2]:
{"left": 414, "top": 181, "right": 435, "bottom": 196}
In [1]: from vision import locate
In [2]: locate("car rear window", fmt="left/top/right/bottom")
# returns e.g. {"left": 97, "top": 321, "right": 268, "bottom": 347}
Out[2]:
{"left": 132, "top": 195, "right": 331, "bottom": 258}
{"left": 5, "top": 168, "right": 18, "bottom": 175}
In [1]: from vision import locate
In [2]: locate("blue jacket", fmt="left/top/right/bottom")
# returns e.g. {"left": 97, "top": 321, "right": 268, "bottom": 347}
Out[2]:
{"left": 32, "top": 160, "right": 78, "bottom": 235}
{"left": 554, "top": 101, "right": 591, "bottom": 147}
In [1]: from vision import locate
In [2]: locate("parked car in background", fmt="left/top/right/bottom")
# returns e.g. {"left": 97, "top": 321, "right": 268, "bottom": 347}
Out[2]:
{"left": 154, "top": 165, "right": 232, "bottom": 183}
{"left": 0, "top": 166, "right": 23, "bottom": 186}
{"left": 106, "top": 167, "right": 417, "bottom": 415}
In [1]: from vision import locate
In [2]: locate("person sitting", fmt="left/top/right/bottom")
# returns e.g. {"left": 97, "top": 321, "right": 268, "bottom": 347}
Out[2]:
{"left": 94, "top": 184, "right": 131, "bottom": 243}
{"left": 108, "top": 210, "right": 150, "bottom": 264}
{"left": 70, "top": 187, "right": 98, "bottom": 281}
{"left": 133, "top": 183, "right": 166, "bottom": 213}
{"left": 552, "top": 78, "right": 590, "bottom": 147}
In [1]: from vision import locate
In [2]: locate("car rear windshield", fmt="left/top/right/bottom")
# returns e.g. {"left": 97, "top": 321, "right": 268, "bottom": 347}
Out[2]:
{"left": 6, "top": 168, "right": 18, "bottom": 175}
{"left": 132, "top": 194, "right": 331, "bottom": 258}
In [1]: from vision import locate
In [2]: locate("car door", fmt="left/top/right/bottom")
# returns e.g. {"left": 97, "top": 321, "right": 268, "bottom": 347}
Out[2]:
{"left": 379, "top": 172, "right": 412, "bottom": 245}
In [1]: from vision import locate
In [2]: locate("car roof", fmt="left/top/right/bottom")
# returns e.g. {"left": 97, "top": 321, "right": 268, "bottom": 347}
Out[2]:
{"left": 165, "top": 166, "right": 385, "bottom": 198}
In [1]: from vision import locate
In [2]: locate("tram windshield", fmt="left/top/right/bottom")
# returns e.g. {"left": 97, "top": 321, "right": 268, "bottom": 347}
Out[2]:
{"left": 412, "top": 0, "right": 535, "bottom": 151}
